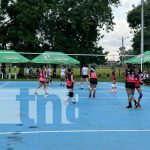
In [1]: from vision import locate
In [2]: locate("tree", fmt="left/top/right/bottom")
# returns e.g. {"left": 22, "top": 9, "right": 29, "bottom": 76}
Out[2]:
{"left": 0, "top": 0, "right": 120, "bottom": 64}
{"left": 127, "top": 0, "right": 150, "bottom": 54}
{"left": 0, "top": 0, "right": 46, "bottom": 55}
{"left": 39, "top": 0, "right": 120, "bottom": 64}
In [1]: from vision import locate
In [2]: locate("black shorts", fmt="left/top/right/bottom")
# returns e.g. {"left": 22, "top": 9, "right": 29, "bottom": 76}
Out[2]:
{"left": 67, "top": 84, "right": 74, "bottom": 89}
{"left": 126, "top": 82, "right": 135, "bottom": 89}
{"left": 82, "top": 75, "right": 88, "bottom": 78}
{"left": 40, "top": 81, "right": 45, "bottom": 84}
{"left": 90, "top": 78, "right": 97, "bottom": 85}
{"left": 125, "top": 81, "right": 128, "bottom": 88}
{"left": 136, "top": 86, "right": 140, "bottom": 89}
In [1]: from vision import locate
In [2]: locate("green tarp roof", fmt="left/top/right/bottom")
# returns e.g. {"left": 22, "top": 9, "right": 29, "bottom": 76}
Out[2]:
{"left": 124, "top": 50, "right": 150, "bottom": 64}
{"left": 0, "top": 50, "right": 30, "bottom": 63}
{"left": 30, "top": 51, "right": 80, "bottom": 64}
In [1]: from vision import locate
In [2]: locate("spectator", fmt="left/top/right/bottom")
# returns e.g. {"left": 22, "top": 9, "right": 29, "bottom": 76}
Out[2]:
{"left": 26, "top": 67, "right": 30, "bottom": 79}
{"left": 14, "top": 65, "right": 17, "bottom": 72}
{"left": 1, "top": 63, "right": 6, "bottom": 78}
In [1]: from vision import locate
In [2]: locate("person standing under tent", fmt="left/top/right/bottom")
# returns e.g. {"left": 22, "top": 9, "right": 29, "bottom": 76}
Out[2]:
{"left": 111, "top": 67, "right": 117, "bottom": 93}
{"left": 80, "top": 64, "right": 89, "bottom": 89}
{"left": 64, "top": 68, "right": 77, "bottom": 104}
{"left": 60, "top": 65, "right": 66, "bottom": 86}
{"left": 34, "top": 67, "right": 48, "bottom": 95}
{"left": 45, "top": 66, "right": 51, "bottom": 89}
{"left": 88, "top": 69, "right": 98, "bottom": 98}
{"left": 48, "top": 65, "right": 52, "bottom": 84}
{"left": 134, "top": 67, "right": 143, "bottom": 108}
{"left": 26, "top": 67, "right": 30, "bottom": 79}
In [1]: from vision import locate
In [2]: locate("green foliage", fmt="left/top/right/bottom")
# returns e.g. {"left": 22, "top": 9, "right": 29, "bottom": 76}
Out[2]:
{"left": 127, "top": 0, "right": 150, "bottom": 54}
{"left": 0, "top": 0, "right": 120, "bottom": 63}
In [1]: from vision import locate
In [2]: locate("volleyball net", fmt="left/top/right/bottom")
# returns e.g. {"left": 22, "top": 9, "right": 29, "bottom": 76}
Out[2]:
{"left": 0, "top": 51, "right": 147, "bottom": 80}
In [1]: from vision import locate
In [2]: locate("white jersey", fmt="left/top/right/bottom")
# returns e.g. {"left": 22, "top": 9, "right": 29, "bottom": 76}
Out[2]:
{"left": 45, "top": 68, "right": 51, "bottom": 77}
{"left": 48, "top": 68, "right": 51, "bottom": 76}
{"left": 26, "top": 68, "right": 30, "bottom": 74}
{"left": 61, "top": 68, "right": 65, "bottom": 76}
{"left": 82, "top": 67, "right": 88, "bottom": 75}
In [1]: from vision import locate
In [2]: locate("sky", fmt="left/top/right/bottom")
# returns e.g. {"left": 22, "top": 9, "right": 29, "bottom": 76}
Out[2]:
{"left": 99, "top": 0, "right": 141, "bottom": 60}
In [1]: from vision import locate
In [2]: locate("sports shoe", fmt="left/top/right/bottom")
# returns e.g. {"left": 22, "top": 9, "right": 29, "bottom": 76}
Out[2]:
{"left": 72, "top": 101, "right": 76, "bottom": 104}
{"left": 45, "top": 92, "right": 49, "bottom": 95}
{"left": 126, "top": 105, "right": 132, "bottom": 108}
{"left": 111, "top": 89, "right": 114, "bottom": 93}
{"left": 93, "top": 94, "right": 95, "bottom": 98}
{"left": 133, "top": 100, "right": 137, "bottom": 107}
{"left": 135, "top": 104, "right": 141, "bottom": 108}
{"left": 89, "top": 94, "right": 91, "bottom": 98}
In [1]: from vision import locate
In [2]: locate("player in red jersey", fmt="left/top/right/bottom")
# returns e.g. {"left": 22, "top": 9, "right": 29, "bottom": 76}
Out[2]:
{"left": 125, "top": 65, "right": 136, "bottom": 108}
{"left": 111, "top": 67, "right": 117, "bottom": 93}
{"left": 88, "top": 69, "right": 98, "bottom": 98}
{"left": 134, "top": 67, "right": 143, "bottom": 108}
{"left": 64, "top": 68, "right": 78, "bottom": 104}
{"left": 34, "top": 67, "right": 48, "bottom": 95}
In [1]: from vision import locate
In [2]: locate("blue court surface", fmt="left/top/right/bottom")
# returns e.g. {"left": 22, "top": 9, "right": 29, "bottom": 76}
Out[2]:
{"left": 0, "top": 81, "right": 150, "bottom": 150}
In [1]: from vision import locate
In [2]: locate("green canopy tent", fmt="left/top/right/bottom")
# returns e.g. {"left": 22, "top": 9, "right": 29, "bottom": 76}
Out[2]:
{"left": 142, "top": 51, "right": 150, "bottom": 63}
{"left": 123, "top": 50, "right": 150, "bottom": 64}
{"left": 125, "top": 56, "right": 141, "bottom": 64}
{"left": 30, "top": 51, "right": 80, "bottom": 64}
{"left": 0, "top": 50, "right": 30, "bottom": 63}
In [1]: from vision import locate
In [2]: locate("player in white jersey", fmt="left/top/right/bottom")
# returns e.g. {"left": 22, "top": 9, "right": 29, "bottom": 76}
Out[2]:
{"left": 80, "top": 64, "right": 89, "bottom": 89}
{"left": 60, "top": 65, "right": 66, "bottom": 86}
{"left": 45, "top": 66, "right": 52, "bottom": 88}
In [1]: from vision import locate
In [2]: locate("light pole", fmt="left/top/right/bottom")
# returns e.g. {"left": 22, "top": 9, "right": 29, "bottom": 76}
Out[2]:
{"left": 121, "top": 36, "right": 129, "bottom": 62}
{"left": 122, "top": 36, "right": 129, "bottom": 49}
{"left": 141, "top": 0, "right": 144, "bottom": 72}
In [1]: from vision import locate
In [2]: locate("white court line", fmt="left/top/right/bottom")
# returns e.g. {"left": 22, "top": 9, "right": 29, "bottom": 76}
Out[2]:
{"left": 0, "top": 129, "right": 150, "bottom": 135}
{"left": 0, "top": 82, "right": 10, "bottom": 88}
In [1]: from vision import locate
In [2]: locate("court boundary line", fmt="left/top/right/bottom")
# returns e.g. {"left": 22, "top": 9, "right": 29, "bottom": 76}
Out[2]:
{"left": 1, "top": 129, "right": 150, "bottom": 135}
{"left": 0, "top": 82, "right": 10, "bottom": 88}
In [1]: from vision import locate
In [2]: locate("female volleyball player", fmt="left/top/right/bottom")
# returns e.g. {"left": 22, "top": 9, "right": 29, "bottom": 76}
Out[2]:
{"left": 134, "top": 67, "right": 143, "bottom": 108}
{"left": 45, "top": 66, "right": 52, "bottom": 88}
{"left": 80, "top": 64, "right": 89, "bottom": 89}
{"left": 60, "top": 65, "right": 66, "bottom": 86}
{"left": 125, "top": 65, "right": 137, "bottom": 108}
{"left": 111, "top": 67, "right": 117, "bottom": 93}
{"left": 88, "top": 69, "right": 98, "bottom": 98}
{"left": 34, "top": 67, "right": 48, "bottom": 95}
{"left": 64, "top": 68, "right": 77, "bottom": 104}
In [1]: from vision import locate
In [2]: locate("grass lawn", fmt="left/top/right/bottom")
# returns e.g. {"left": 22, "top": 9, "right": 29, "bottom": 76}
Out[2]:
{"left": 0, "top": 67, "right": 125, "bottom": 82}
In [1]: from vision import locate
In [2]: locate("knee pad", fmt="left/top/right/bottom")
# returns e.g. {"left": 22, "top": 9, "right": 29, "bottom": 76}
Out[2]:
{"left": 112, "top": 84, "right": 114, "bottom": 88}
{"left": 139, "top": 93, "right": 143, "bottom": 99}
{"left": 89, "top": 87, "right": 92, "bottom": 90}
{"left": 68, "top": 92, "right": 73, "bottom": 97}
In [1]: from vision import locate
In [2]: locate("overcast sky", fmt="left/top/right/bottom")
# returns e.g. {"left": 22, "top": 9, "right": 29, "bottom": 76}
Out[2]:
{"left": 99, "top": 0, "right": 141, "bottom": 60}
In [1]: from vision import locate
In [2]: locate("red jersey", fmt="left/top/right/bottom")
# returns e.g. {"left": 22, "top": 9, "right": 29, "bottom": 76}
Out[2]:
{"left": 39, "top": 72, "right": 45, "bottom": 82}
{"left": 90, "top": 72, "right": 97, "bottom": 79}
{"left": 112, "top": 71, "right": 116, "bottom": 80}
{"left": 66, "top": 72, "right": 73, "bottom": 86}
{"left": 134, "top": 74, "right": 141, "bottom": 87}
